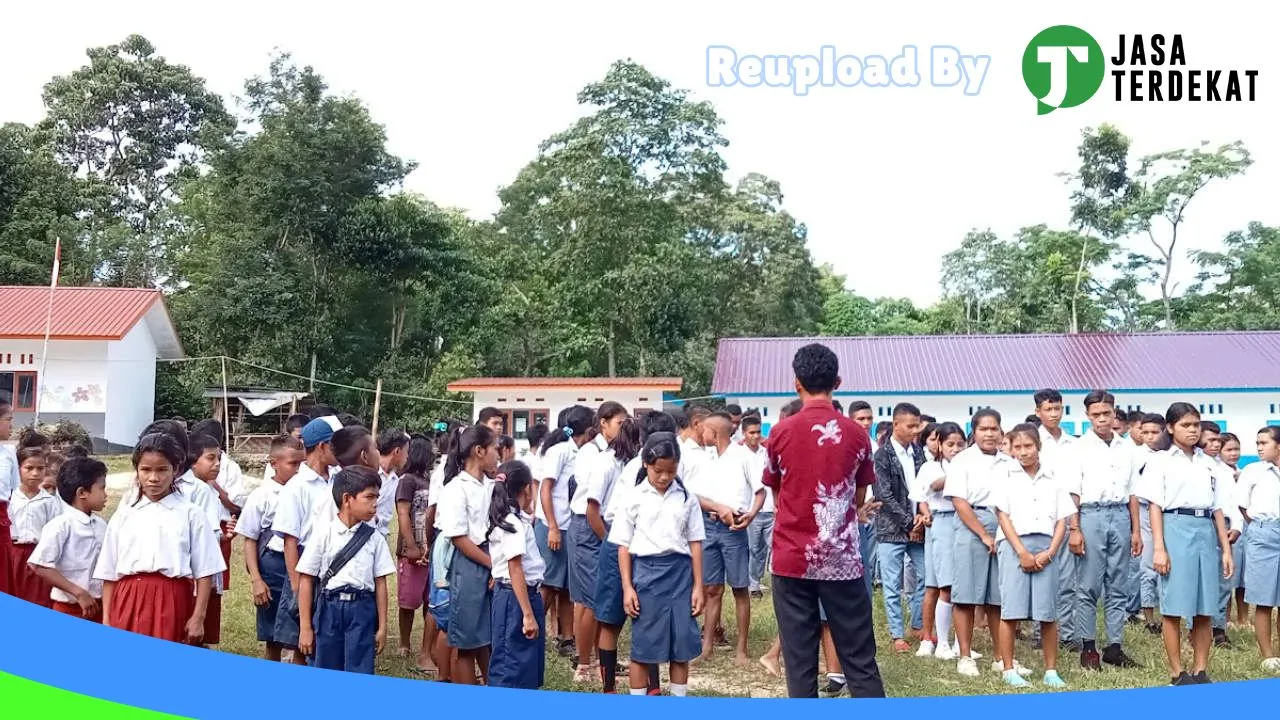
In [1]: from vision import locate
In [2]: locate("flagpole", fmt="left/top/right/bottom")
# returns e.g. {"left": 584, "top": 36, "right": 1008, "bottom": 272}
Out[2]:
{"left": 34, "top": 238, "right": 61, "bottom": 428}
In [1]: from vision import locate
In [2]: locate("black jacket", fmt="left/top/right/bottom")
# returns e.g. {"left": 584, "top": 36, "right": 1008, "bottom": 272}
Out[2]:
{"left": 873, "top": 439, "right": 927, "bottom": 544}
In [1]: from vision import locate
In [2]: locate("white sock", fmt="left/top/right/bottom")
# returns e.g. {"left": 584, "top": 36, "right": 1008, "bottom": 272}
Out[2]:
{"left": 670, "top": 683, "right": 688, "bottom": 697}
{"left": 827, "top": 673, "right": 845, "bottom": 683}
{"left": 936, "top": 600, "right": 954, "bottom": 645}
{"left": 630, "top": 689, "right": 647, "bottom": 696}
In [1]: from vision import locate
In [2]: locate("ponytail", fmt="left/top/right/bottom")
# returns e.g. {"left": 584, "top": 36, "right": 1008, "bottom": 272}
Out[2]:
{"left": 540, "top": 404, "right": 595, "bottom": 455}
{"left": 445, "top": 425, "right": 495, "bottom": 485}
{"left": 488, "top": 460, "right": 535, "bottom": 538}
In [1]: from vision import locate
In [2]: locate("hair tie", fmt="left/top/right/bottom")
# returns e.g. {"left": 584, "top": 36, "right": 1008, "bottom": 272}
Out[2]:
{"left": 563, "top": 426, "right": 573, "bottom": 438}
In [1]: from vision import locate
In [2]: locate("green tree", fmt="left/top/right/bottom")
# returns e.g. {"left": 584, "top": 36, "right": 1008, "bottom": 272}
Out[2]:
{"left": 1179, "top": 223, "right": 1280, "bottom": 330}
{"left": 0, "top": 123, "right": 90, "bottom": 284}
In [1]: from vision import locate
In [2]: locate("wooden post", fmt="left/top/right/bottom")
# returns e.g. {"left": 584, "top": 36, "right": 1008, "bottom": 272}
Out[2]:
{"left": 371, "top": 378, "right": 383, "bottom": 436}
{"left": 220, "top": 356, "right": 232, "bottom": 453}
{"left": 309, "top": 353, "right": 317, "bottom": 396}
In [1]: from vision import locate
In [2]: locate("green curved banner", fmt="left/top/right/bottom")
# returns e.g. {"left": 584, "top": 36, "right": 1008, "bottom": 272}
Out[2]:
{"left": 0, "top": 671, "right": 190, "bottom": 719}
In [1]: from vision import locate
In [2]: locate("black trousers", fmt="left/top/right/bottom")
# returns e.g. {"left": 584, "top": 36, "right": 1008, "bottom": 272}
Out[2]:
{"left": 772, "top": 574, "right": 885, "bottom": 698}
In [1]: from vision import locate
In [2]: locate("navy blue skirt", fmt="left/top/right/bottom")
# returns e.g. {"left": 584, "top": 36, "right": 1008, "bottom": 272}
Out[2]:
{"left": 630, "top": 553, "right": 701, "bottom": 664}
{"left": 594, "top": 533, "right": 626, "bottom": 626}
{"left": 271, "top": 541, "right": 305, "bottom": 650}
{"left": 447, "top": 543, "right": 493, "bottom": 650}
{"left": 569, "top": 515, "right": 602, "bottom": 606}
{"left": 489, "top": 583, "right": 546, "bottom": 689}
{"left": 256, "top": 546, "right": 288, "bottom": 643}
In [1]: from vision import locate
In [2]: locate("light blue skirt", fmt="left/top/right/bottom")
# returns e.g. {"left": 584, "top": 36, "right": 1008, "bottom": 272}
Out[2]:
{"left": 1244, "top": 520, "right": 1280, "bottom": 607}
{"left": 1158, "top": 513, "right": 1221, "bottom": 619}
{"left": 1233, "top": 522, "right": 1247, "bottom": 590}
{"left": 997, "top": 534, "right": 1058, "bottom": 622}
{"left": 924, "top": 511, "right": 956, "bottom": 589}
{"left": 952, "top": 507, "right": 1000, "bottom": 606}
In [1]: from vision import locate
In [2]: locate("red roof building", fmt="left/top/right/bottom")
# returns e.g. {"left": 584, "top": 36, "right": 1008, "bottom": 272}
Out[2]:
{"left": 0, "top": 286, "right": 184, "bottom": 447}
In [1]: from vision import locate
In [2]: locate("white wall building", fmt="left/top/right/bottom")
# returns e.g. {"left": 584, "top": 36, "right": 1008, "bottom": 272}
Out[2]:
{"left": 711, "top": 333, "right": 1280, "bottom": 467}
{"left": 0, "top": 286, "right": 184, "bottom": 448}
{"left": 446, "top": 377, "right": 683, "bottom": 444}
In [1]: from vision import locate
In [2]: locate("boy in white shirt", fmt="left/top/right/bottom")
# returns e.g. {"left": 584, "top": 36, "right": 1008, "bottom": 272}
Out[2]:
{"left": 297, "top": 465, "right": 395, "bottom": 675}
{"left": 29, "top": 457, "right": 109, "bottom": 620}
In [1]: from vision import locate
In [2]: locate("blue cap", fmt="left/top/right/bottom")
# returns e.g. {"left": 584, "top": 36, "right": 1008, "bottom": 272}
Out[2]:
{"left": 300, "top": 416, "right": 340, "bottom": 450}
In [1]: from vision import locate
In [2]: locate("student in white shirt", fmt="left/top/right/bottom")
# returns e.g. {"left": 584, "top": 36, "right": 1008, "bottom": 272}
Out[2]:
{"left": 1241, "top": 426, "right": 1280, "bottom": 671}
{"left": 693, "top": 412, "right": 765, "bottom": 664}
{"left": 872, "top": 403, "right": 927, "bottom": 654}
{"left": 944, "top": 409, "right": 1023, "bottom": 679}
{"left": 270, "top": 416, "right": 342, "bottom": 662}
{"left": 184, "top": 432, "right": 238, "bottom": 646}
{"left": 7, "top": 447, "right": 62, "bottom": 606}
{"left": 567, "top": 401, "right": 629, "bottom": 684}
{"left": 93, "top": 433, "right": 226, "bottom": 644}
{"left": 1067, "top": 391, "right": 1143, "bottom": 670}
{"left": 1137, "top": 403, "right": 1233, "bottom": 686}
{"left": 0, "top": 400, "right": 18, "bottom": 598}
{"left": 487, "top": 460, "right": 549, "bottom": 689}
{"left": 610, "top": 432, "right": 706, "bottom": 697}
{"left": 437, "top": 424, "right": 500, "bottom": 685}
{"left": 994, "top": 424, "right": 1075, "bottom": 689}
{"left": 1030, "top": 389, "right": 1081, "bottom": 651}
{"left": 296, "top": 466, "right": 396, "bottom": 675}
{"left": 237, "top": 434, "right": 305, "bottom": 662}
{"left": 375, "top": 429, "right": 410, "bottom": 540}
{"left": 1218, "top": 432, "right": 1250, "bottom": 629}
{"left": 912, "top": 421, "right": 966, "bottom": 660}
{"left": 536, "top": 405, "right": 594, "bottom": 660}
{"left": 424, "top": 423, "right": 465, "bottom": 680}
{"left": 742, "top": 416, "right": 773, "bottom": 598}
{"left": 29, "top": 457, "right": 109, "bottom": 622}
{"left": 1198, "top": 425, "right": 1242, "bottom": 645}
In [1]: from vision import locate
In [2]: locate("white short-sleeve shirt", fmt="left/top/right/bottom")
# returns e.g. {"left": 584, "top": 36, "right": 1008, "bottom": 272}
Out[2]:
{"left": 1135, "top": 447, "right": 1224, "bottom": 512}
{"left": 747, "top": 444, "right": 774, "bottom": 513}
{"left": 375, "top": 468, "right": 399, "bottom": 538}
{"left": 0, "top": 445, "right": 19, "bottom": 503}
{"left": 216, "top": 452, "right": 249, "bottom": 519}
{"left": 536, "top": 441, "right": 577, "bottom": 528}
{"left": 29, "top": 508, "right": 107, "bottom": 602}
{"left": 690, "top": 442, "right": 764, "bottom": 514}
{"left": 93, "top": 493, "right": 226, "bottom": 582}
{"left": 296, "top": 517, "right": 395, "bottom": 592}
{"left": 268, "top": 464, "right": 331, "bottom": 552}
{"left": 235, "top": 480, "right": 286, "bottom": 542}
{"left": 8, "top": 488, "right": 64, "bottom": 544}
{"left": 585, "top": 449, "right": 624, "bottom": 518}
{"left": 910, "top": 459, "right": 955, "bottom": 513}
{"left": 943, "top": 445, "right": 1017, "bottom": 509}
{"left": 1240, "top": 461, "right": 1280, "bottom": 521}
{"left": 1210, "top": 457, "right": 1244, "bottom": 530}
{"left": 995, "top": 465, "right": 1076, "bottom": 540}
{"left": 489, "top": 511, "right": 546, "bottom": 585}
{"left": 607, "top": 479, "right": 706, "bottom": 557}
{"left": 570, "top": 435, "right": 609, "bottom": 515}
{"left": 1071, "top": 431, "right": 1140, "bottom": 505}
{"left": 437, "top": 471, "right": 493, "bottom": 546}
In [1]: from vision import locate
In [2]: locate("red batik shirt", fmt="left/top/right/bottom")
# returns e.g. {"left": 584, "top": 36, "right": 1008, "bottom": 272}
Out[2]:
{"left": 762, "top": 398, "right": 875, "bottom": 581}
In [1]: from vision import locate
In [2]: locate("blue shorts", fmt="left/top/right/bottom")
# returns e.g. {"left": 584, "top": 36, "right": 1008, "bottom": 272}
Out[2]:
{"left": 629, "top": 553, "right": 701, "bottom": 664}
{"left": 568, "top": 515, "right": 600, "bottom": 606}
{"left": 594, "top": 535, "right": 626, "bottom": 626}
{"left": 309, "top": 587, "right": 377, "bottom": 674}
{"left": 447, "top": 544, "right": 493, "bottom": 650}
{"left": 998, "top": 534, "right": 1058, "bottom": 622}
{"left": 535, "top": 520, "right": 570, "bottom": 590}
{"left": 489, "top": 582, "right": 546, "bottom": 689}
{"left": 256, "top": 547, "right": 288, "bottom": 643}
{"left": 271, "top": 543, "right": 305, "bottom": 650}
{"left": 702, "top": 517, "right": 749, "bottom": 589}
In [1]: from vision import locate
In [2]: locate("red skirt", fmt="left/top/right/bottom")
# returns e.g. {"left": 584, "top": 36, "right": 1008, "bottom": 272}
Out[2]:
{"left": 7, "top": 543, "right": 53, "bottom": 608}
{"left": 0, "top": 501, "right": 11, "bottom": 596}
{"left": 218, "top": 522, "right": 233, "bottom": 590}
{"left": 110, "top": 573, "right": 194, "bottom": 644}
{"left": 204, "top": 592, "right": 222, "bottom": 645}
{"left": 53, "top": 600, "right": 102, "bottom": 623}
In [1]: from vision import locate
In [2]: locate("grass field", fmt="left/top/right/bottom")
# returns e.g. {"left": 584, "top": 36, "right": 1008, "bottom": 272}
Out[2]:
{"left": 96, "top": 478, "right": 1277, "bottom": 697}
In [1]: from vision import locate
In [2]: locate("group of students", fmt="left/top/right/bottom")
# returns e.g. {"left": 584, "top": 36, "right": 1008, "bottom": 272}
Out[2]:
{"left": 855, "top": 389, "right": 1280, "bottom": 689}
{"left": 6, "top": 376, "right": 1280, "bottom": 696}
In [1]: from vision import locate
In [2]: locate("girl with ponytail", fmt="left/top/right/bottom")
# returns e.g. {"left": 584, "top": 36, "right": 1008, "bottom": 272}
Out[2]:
{"left": 486, "top": 461, "right": 546, "bottom": 688}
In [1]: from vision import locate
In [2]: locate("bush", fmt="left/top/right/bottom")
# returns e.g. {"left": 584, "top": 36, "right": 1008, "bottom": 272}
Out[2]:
{"left": 26, "top": 420, "right": 92, "bottom": 453}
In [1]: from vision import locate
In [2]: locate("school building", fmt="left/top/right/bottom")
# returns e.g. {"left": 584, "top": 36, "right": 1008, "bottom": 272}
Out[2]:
{"left": 0, "top": 286, "right": 184, "bottom": 448}
{"left": 710, "top": 332, "right": 1280, "bottom": 465}
{"left": 446, "top": 376, "right": 682, "bottom": 445}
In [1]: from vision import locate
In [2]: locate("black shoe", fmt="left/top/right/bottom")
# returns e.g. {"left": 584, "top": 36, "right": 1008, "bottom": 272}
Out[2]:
{"left": 1146, "top": 622, "right": 1162, "bottom": 635}
{"left": 750, "top": 590, "right": 764, "bottom": 601}
{"left": 1213, "top": 629, "right": 1232, "bottom": 648}
{"left": 1080, "top": 649, "right": 1102, "bottom": 671}
{"left": 556, "top": 638, "right": 577, "bottom": 657}
{"left": 1103, "top": 644, "right": 1141, "bottom": 669}
{"left": 1192, "top": 671, "right": 1211, "bottom": 684}
{"left": 1127, "top": 614, "right": 1144, "bottom": 625}
{"left": 1171, "top": 671, "right": 1195, "bottom": 686}
{"left": 821, "top": 678, "right": 846, "bottom": 696}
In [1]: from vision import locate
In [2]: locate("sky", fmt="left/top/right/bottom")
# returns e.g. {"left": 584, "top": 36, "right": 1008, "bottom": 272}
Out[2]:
{"left": 3, "top": 1, "right": 1276, "bottom": 307}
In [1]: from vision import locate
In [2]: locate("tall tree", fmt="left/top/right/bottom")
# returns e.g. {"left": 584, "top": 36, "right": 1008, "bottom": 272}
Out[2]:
{"left": 41, "top": 34, "right": 234, "bottom": 286}
{"left": 0, "top": 123, "right": 91, "bottom": 284}
{"left": 1178, "top": 222, "right": 1280, "bottom": 330}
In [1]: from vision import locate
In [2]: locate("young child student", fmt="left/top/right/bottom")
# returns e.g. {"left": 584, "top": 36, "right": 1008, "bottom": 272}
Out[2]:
{"left": 537, "top": 404, "right": 595, "bottom": 661}
{"left": 8, "top": 448, "right": 62, "bottom": 606}
{"left": 994, "top": 424, "right": 1075, "bottom": 689}
{"left": 271, "top": 416, "right": 343, "bottom": 664}
{"left": 237, "top": 434, "right": 306, "bottom": 662}
{"left": 395, "top": 435, "right": 438, "bottom": 674}
{"left": 1218, "top": 432, "right": 1250, "bottom": 628}
{"left": 911, "top": 421, "right": 967, "bottom": 660}
{"left": 185, "top": 433, "right": 242, "bottom": 646}
{"left": 297, "top": 465, "right": 395, "bottom": 674}
{"left": 1136, "top": 413, "right": 1167, "bottom": 634}
{"left": 437, "top": 424, "right": 500, "bottom": 685}
{"left": 92, "top": 433, "right": 226, "bottom": 644}
{"left": 376, "top": 429, "right": 411, "bottom": 540}
{"left": 742, "top": 416, "right": 774, "bottom": 601}
{"left": 610, "top": 432, "right": 706, "bottom": 697}
{"left": 487, "top": 460, "right": 548, "bottom": 689}
{"left": 1137, "top": 403, "right": 1234, "bottom": 685}
{"left": 425, "top": 423, "right": 466, "bottom": 681}
{"left": 28, "top": 457, "right": 109, "bottom": 620}
{"left": 944, "top": 409, "right": 1027, "bottom": 678}
{"left": 587, "top": 419, "right": 641, "bottom": 693}
{"left": 42, "top": 452, "right": 64, "bottom": 495}
{"left": 1241, "top": 426, "right": 1280, "bottom": 672}
{"left": 568, "top": 401, "right": 629, "bottom": 683}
